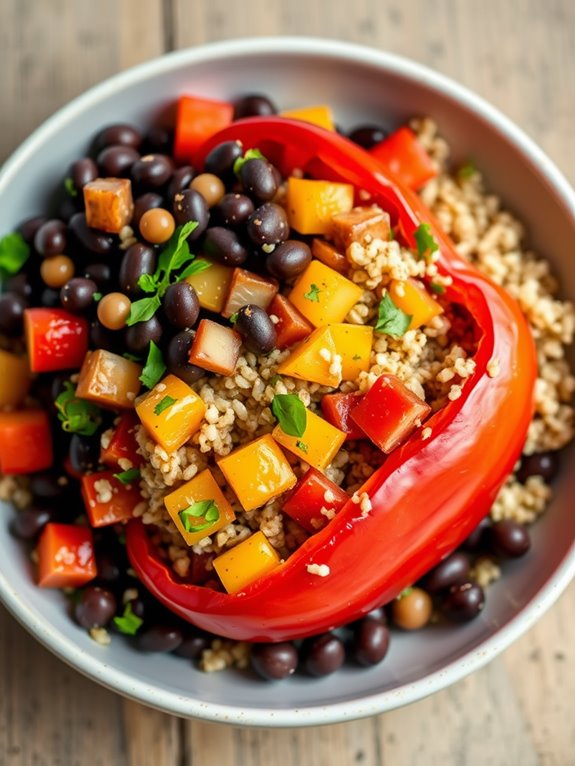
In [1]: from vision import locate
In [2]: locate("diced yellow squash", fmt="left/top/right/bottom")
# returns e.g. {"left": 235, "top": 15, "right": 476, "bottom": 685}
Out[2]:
{"left": 213, "top": 530, "right": 281, "bottom": 593}
{"left": 280, "top": 105, "right": 335, "bottom": 131}
{"left": 329, "top": 324, "right": 373, "bottom": 381}
{"left": 288, "top": 260, "right": 363, "bottom": 327}
{"left": 277, "top": 326, "right": 341, "bottom": 387}
{"left": 0, "top": 349, "right": 31, "bottom": 407}
{"left": 286, "top": 178, "right": 354, "bottom": 235}
{"left": 217, "top": 434, "right": 296, "bottom": 512}
{"left": 136, "top": 374, "right": 206, "bottom": 453}
{"left": 388, "top": 278, "right": 443, "bottom": 330}
{"left": 272, "top": 409, "right": 346, "bottom": 471}
{"left": 164, "top": 468, "right": 235, "bottom": 546}
{"left": 76, "top": 350, "right": 141, "bottom": 410}
{"left": 185, "top": 259, "right": 233, "bottom": 313}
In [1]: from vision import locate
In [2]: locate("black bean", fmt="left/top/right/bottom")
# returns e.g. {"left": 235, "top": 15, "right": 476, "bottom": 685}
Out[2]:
{"left": 247, "top": 203, "right": 289, "bottom": 246}
{"left": 131, "top": 154, "right": 174, "bottom": 188}
{"left": 348, "top": 124, "right": 388, "bottom": 149}
{"left": 131, "top": 192, "right": 164, "bottom": 228}
{"left": 234, "top": 94, "right": 277, "bottom": 119}
{"left": 235, "top": 304, "right": 277, "bottom": 354}
{"left": 60, "top": 277, "right": 98, "bottom": 313}
{"left": 97, "top": 145, "right": 140, "bottom": 177}
{"left": 90, "top": 319, "right": 122, "bottom": 353}
{"left": 0, "top": 292, "right": 27, "bottom": 335}
{"left": 5, "top": 272, "right": 35, "bottom": 300}
{"left": 69, "top": 213, "right": 114, "bottom": 254}
{"left": 239, "top": 158, "right": 279, "bottom": 203}
{"left": 124, "top": 316, "right": 163, "bottom": 353}
{"left": 172, "top": 189, "right": 209, "bottom": 236}
{"left": 162, "top": 282, "right": 200, "bottom": 329}
{"left": 173, "top": 628, "right": 211, "bottom": 660}
{"left": 74, "top": 586, "right": 117, "bottom": 629}
{"left": 266, "top": 239, "right": 312, "bottom": 280}
{"left": 143, "top": 125, "right": 173, "bottom": 154}
{"left": 442, "top": 582, "right": 485, "bottom": 622}
{"left": 303, "top": 632, "right": 345, "bottom": 677}
{"left": 204, "top": 140, "right": 243, "bottom": 184}
{"left": 516, "top": 451, "right": 560, "bottom": 484}
{"left": 119, "top": 243, "right": 157, "bottom": 296}
{"left": 488, "top": 520, "right": 531, "bottom": 558}
{"left": 350, "top": 617, "right": 390, "bottom": 666}
{"left": 212, "top": 193, "right": 254, "bottom": 229}
{"left": 94, "top": 551, "right": 122, "bottom": 584}
{"left": 9, "top": 507, "right": 54, "bottom": 540}
{"left": 59, "top": 197, "right": 81, "bottom": 225}
{"left": 18, "top": 215, "right": 47, "bottom": 245}
{"left": 167, "top": 166, "right": 196, "bottom": 199}
{"left": 34, "top": 219, "right": 67, "bottom": 257}
{"left": 41, "top": 287, "right": 61, "bottom": 308}
{"left": 251, "top": 642, "right": 299, "bottom": 680}
{"left": 69, "top": 433, "right": 100, "bottom": 474}
{"left": 202, "top": 226, "right": 248, "bottom": 266}
{"left": 71, "top": 157, "right": 99, "bottom": 189}
{"left": 95, "top": 123, "right": 142, "bottom": 152}
{"left": 165, "top": 331, "right": 205, "bottom": 385}
{"left": 462, "top": 517, "right": 491, "bottom": 552}
{"left": 84, "top": 262, "right": 114, "bottom": 291}
{"left": 422, "top": 552, "right": 470, "bottom": 593}
{"left": 136, "top": 625, "right": 183, "bottom": 653}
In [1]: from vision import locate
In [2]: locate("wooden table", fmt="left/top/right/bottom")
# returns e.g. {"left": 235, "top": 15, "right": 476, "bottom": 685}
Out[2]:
{"left": 1, "top": 1, "right": 574, "bottom": 763}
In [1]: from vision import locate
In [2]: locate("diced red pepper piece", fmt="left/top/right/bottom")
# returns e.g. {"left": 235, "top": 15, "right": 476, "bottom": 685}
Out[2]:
{"left": 282, "top": 467, "right": 349, "bottom": 534}
{"left": 81, "top": 470, "right": 143, "bottom": 528}
{"left": 0, "top": 410, "right": 53, "bottom": 474}
{"left": 321, "top": 391, "right": 367, "bottom": 440}
{"left": 174, "top": 95, "right": 234, "bottom": 165}
{"left": 24, "top": 308, "right": 89, "bottom": 373}
{"left": 351, "top": 374, "right": 431, "bottom": 453}
{"left": 37, "top": 523, "right": 97, "bottom": 588}
{"left": 267, "top": 293, "right": 313, "bottom": 349}
{"left": 369, "top": 127, "right": 438, "bottom": 191}
{"left": 100, "top": 412, "right": 143, "bottom": 468}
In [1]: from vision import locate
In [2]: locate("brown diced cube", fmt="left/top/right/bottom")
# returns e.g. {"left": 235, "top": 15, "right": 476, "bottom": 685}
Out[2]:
{"left": 76, "top": 350, "right": 142, "bottom": 409}
{"left": 221, "top": 268, "right": 279, "bottom": 319}
{"left": 188, "top": 319, "right": 242, "bottom": 376}
{"left": 311, "top": 238, "right": 348, "bottom": 273}
{"left": 330, "top": 207, "right": 391, "bottom": 251}
{"left": 84, "top": 178, "right": 134, "bottom": 233}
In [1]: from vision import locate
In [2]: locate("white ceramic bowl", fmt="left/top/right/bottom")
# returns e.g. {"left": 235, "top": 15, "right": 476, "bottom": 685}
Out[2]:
{"left": 0, "top": 37, "right": 574, "bottom": 727}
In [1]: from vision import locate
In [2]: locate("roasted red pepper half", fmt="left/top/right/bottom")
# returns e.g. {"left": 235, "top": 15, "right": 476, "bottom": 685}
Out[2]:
{"left": 126, "top": 117, "right": 537, "bottom": 642}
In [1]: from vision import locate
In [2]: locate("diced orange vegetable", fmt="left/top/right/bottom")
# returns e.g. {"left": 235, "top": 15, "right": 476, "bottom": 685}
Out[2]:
{"left": 311, "top": 238, "right": 348, "bottom": 273}
{"left": 286, "top": 178, "right": 354, "bottom": 235}
{"left": 217, "top": 434, "right": 296, "bottom": 512}
{"left": 329, "top": 323, "right": 373, "bottom": 380}
{"left": 173, "top": 95, "right": 234, "bottom": 164}
{"left": 330, "top": 207, "right": 391, "bottom": 250}
{"left": 221, "top": 268, "right": 278, "bottom": 318}
{"left": 83, "top": 178, "right": 134, "bottom": 234}
{"left": 282, "top": 467, "right": 350, "bottom": 533}
{"left": 272, "top": 409, "right": 346, "bottom": 471}
{"left": 213, "top": 530, "right": 281, "bottom": 593}
{"left": 288, "top": 260, "right": 363, "bottom": 327}
{"left": 81, "top": 470, "right": 142, "bottom": 528}
{"left": 76, "top": 350, "right": 142, "bottom": 410}
{"left": 280, "top": 105, "right": 335, "bottom": 131}
{"left": 164, "top": 468, "right": 235, "bottom": 546}
{"left": 267, "top": 293, "right": 313, "bottom": 349}
{"left": 188, "top": 319, "right": 242, "bottom": 376}
{"left": 100, "top": 412, "right": 143, "bottom": 468}
{"left": 136, "top": 373, "right": 206, "bottom": 453}
{"left": 369, "top": 126, "right": 438, "bottom": 190}
{"left": 185, "top": 258, "right": 233, "bottom": 313}
{"left": 0, "top": 410, "right": 53, "bottom": 474}
{"left": 277, "top": 326, "right": 341, "bottom": 387}
{"left": 0, "top": 349, "right": 31, "bottom": 407}
{"left": 388, "top": 278, "right": 443, "bottom": 330}
{"left": 37, "top": 523, "right": 96, "bottom": 588}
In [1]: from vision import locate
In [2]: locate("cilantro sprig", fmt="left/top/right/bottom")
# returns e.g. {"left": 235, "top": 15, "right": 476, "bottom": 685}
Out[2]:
{"left": 64, "top": 177, "right": 78, "bottom": 197}
{"left": 113, "top": 468, "right": 141, "bottom": 485}
{"left": 272, "top": 394, "right": 307, "bottom": 438}
{"left": 414, "top": 223, "right": 439, "bottom": 261}
{"left": 154, "top": 395, "right": 177, "bottom": 416}
{"left": 179, "top": 499, "right": 221, "bottom": 534}
{"left": 139, "top": 341, "right": 166, "bottom": 389}
{"left": 375, "top": 293, "right": 412, "bottom": 338}
{"left": 0, "top": 232, "right": 30, "bottom": 275}
{"left": 113, "top": 602, "right": 143, "bottom": 636}
{"left": 233, "top": 148, "right": 266, "bottom": 177}
{"left": 55, "top": 382, "right": 102, "bottom": 436}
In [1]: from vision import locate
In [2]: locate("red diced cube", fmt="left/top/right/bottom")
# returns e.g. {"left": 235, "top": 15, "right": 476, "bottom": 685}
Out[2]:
{"left": 321, "top": 392, "right": 367, "bottom": 440}
{"left": 282, "top": 467, "right": 349, "bottom": 534}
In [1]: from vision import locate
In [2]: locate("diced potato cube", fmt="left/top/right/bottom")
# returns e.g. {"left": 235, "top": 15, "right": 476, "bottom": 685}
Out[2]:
{"left": 280, "top": 105, "right": 335, "bottom": 131}
{"left": 330, "top": 206, "right": 391, "bottom": 250}
{"left": 268, "top": 293, "right": 313, "bottom": 349}
{"left": 286, "top": 178, "right": 354, "bottom": 235}
{"left": 0, "top": 349, "right": 31, "bottom": 407}
{"left": 217, "top": 434, "right": 296, "bottom": 512}
{"left": 164, "top": 468, "right": 235, "bottom": 546}
{"left": 388, "top": 278, "right": 443, "bottom": 330}
{"left": 213, "top": 530, "right": 281, "bottom": 593}
{"left": 83, "top": 178, "right": 134, "bottom": 233}
{"left": 311, "top": 238, "right": 348, "bottom": 273}
{"left": 272, "top": 409, "right": 346, "bottom": 472}
{"left": 277, "top": 326, "right": 341, "bottom": 387}
{"left": 76, "top": 350, "right": 142, "bottom": 409}
{"left": 329, "top": 323, "right": 373, "bottom": 380}
{"left": 288, "top": 260, "right": 363, "bottom": 327}
{"left": 221, "top": 268, "right": 278, "bottom": 318}
{"left": 185, "top": 259, "right": 233, "bottom": 313}
{"left": 188, "top": 319, "right": 242, "bottom": 376}
{"left": 136, "top": 373, "right": 206, "bottom": 453}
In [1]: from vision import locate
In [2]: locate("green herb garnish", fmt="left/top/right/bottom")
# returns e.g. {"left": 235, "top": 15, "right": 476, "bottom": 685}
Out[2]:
{"left": 64, "top": 177, "right": 78, "bottom": 197}
{"left": 179, "top": 499, "right": 221, "bottom": 534}
{"left": 352, "top": 354, "right": 362, "bottom": 361}
{"left": 139, "top": 341, "right": 166, "bottom": 389}
{"left": 233, "top": 147, "right": 266, "bottom": 177}
{"left": 272, "top": 394, "right": 307, "bottom": 438}
{"left": 55, "top": 382, "right": 102, "bottom": 436}
{"left": 92, "top": 292, "right": 102, "bottom": 302}
{"left": 457, "top": 160, "right": 477, "bottom": 180}
{"left": 154, "top": 395, "right": 177, "bottom": 416}
{"left": 295, "top": 440, "right": 308, "bottom": 453}
{"left": 375, "top": 293, "right": 412, "bottom": 338}
{"left": 113, "top": 602, "right": 143, "bottom": 635}
{"left": 429, "top": 282, "right": 445, "bottom": 295}
{"left": 414, "top": 223, "right": 439, "bottom": 261}
{"left": 397, "top": 587, "right": 413, "bottom": 600}
{"left": 229, "top": 312, "right": 239, "bottom": 325}
{"left": 304, "top": 283, "right": 321, "bottom": 302}
{"left": 268, "top": 373, "right": 282, "bottom": 386}
{"left": 0, "top": 232, "right": 30, "bottom": 275}
{"left": 113, "top": 468, "right": 141, "bottom": 485}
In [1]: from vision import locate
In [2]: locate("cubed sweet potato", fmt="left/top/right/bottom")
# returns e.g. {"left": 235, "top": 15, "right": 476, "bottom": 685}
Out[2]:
{"left": 330, "top": 207, "right": 391, "bottom": 251}
{"left": 76, "top": 350, "right": 142, "bottom": 409}
{"left": 84, "top": 178, "right": 134, "bottom": 233}
{"left": 188, "top": 319, "right": 242, "bottom": 376}
{"left": 221, "top": 268, "right": 278, "bottom": 319}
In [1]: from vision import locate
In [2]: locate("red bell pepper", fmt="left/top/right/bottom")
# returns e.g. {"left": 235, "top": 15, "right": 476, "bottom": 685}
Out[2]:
{"left": 282, "top": 468, "right": 350, "bottom": 534}
{"left": 126, "top": 117, "right": 537, "bottom": 642}
{"left": 81, "top": 470, "right": 142, "bottom": 528}
{"left": 369, "top": 126, "right": 438, "bottom": 190}
{"left": 0, "top": 409, "right": 53, "bottom": 474}
{"left": 37, "top": 523, "right": 96, "bottom": 588}
{"left": 267, "top": 293, "right": 313, "bottom": 349}
{"left": 173, "top": 95, "right": 234, "bottom": 165}
{"left": 321, "top": 391, "right": 367, "bottom": 440}
{"left": 100, "top": 412, "right": 143, "bottom": 469}
{"left": 25, "top": 308, "right": 89, "bottom": 373}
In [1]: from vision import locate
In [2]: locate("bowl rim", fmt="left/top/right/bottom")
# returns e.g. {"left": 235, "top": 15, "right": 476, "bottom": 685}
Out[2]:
{"left": 1, "top": 35, "right": 575, "bottom": 727}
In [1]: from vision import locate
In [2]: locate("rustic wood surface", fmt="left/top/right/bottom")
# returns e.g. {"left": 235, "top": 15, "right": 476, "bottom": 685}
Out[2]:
{"left": 0, "top": 1, "right": 573, "bottom": 764}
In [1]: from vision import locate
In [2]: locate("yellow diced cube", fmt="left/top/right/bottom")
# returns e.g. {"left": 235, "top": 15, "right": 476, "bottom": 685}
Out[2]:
{"left": 136, "top": 374, "right": 206, "bottom": 453}
{"left": 289, "top": 260, "right": 363, "bottom": 327}
{"left": 217, "top": 434, "right": 296, "bottom": 512}
{"left": 0, "top": 350, "right": 31, "bottom": 407}
{"left": 213, "top": 530, "right": 281, "bottom": 593}
{"left": 286, "top": 178, "right": 354, "bottom": 235}
{"left": 272, "top": 409, "right": 346, "bottom": 471}
{"left": 277, "top": 326, "right": 341, "bottom": 387}
{"left": 329, "top": 323, "right": 374, "bottom": 381}
{"left": 76, "top": 350, "right": 142, "bottom": 410}
{"left": 185, "top": 259, "right": 233, "bottom": 313}
{"left": 164, "top": 468, "right": 235, "bottom": 546}
{"left": 280, "top": 105, "right": 335, "bottom": 132}
{"left": 388, "top": 278, "right": 443, "bottom": 330}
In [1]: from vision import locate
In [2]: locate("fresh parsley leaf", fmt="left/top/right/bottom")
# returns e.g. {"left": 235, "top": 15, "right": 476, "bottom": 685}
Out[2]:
{"left": 457, "top": 159, "right": 477, "bottom": 180}
{"left": 113, "top": 602, "right": 143, "bottom": 635}
{"left": 139, "top": 341, "right": 166, "bottom": 390}
{"left": 137, "top": 273, "right": 159, "bottom": 294}
{"left": 414, "top": 223, "right": 439, "bottom": 261}
{"left": 126, "top": 294, "right": 162, "bottom": 326}
{"left": 304, "top": 283, "right": 321, "bottom": 302}
{"left": 92, "top": 292, "right": 102, "bottom": 302}
{"left": 113, "top": 468, "right": 141, "bottom": 485}
{"left": 233, "top": 147, "right": 266, "bottom": 177}
{"left": 229, "top": 312, "right": 238, "bottom": 325}
{"left": 157, "top": 221, "right": 198, "bottom": 280}
{"left": 154, "top": 395, "right": 177, "bottom": 416}
{"left": 272, "top": 394, "right": 307, "bottom": 438}
{"left": 429, "top": 281, "right": 445, "bottom": 295}
{"left": 64, "top": 177, "right": 78, "bottom": 197}
{"left": 375, "top": 293, "right": 412, "bottom": 338}
{"left": 55, "top": 382, "right": 102, "bottom": 436}
{"left": 0, "top": 232, "right": 30, "bottom": 275}
{"left": 295, "top": 440, "right": 308, "bottom": 453}
{"left": 176, "top": 258, "right": 211, "bottom": 282}
{"left": 179, "top": 499, "right": 221, "bottom": 533}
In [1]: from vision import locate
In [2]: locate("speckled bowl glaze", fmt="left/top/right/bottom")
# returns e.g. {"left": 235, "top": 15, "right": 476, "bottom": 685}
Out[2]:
{"left": 0, "top": 38, "right": 574, "bottom": 727}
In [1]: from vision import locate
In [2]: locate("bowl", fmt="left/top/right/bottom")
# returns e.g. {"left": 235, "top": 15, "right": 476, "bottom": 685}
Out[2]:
{"left": 0, "top": 37, "right": 574, "bottom": 727}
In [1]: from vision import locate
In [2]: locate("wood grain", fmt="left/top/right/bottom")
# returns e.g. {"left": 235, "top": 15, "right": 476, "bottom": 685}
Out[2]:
{"left": 1, "top": 1, "right": 574, "bottom": 764}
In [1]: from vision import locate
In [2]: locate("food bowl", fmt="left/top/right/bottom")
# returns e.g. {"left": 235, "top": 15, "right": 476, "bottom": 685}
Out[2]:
{"left": 0, "top": 37, "right": 574, "bottom": 726}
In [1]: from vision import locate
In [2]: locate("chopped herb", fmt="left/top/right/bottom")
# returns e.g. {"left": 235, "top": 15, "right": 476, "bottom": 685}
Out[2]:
{"left": 229, "top": 312, "right": 239, "bottom": 325}
{"left": 92, "top": 292, "right": 102, "bottom": 302}
{"left": 154, "top": 395, "right": 177, "bottom": 416}
{"left": 268, "top": 373, "right": 282, "bottom": 386}
{"left": 55, "top": 382, "right": 102, "bottom": 436}
{"left": 137, "top": 274, "right": 157, "bottom": 294}
{"left": 295, "top": 440, "right": 308, "bottom": 453}
{"left": 397, "top": 587, "right": 413, "bottom": 600}
{"left": 272, "top": 394, "right": 307, "bottom": 438}
{"left": 233, "top": 147, "right": 266, "bottom": 177}
{"left": 429, "top": 281, "right": 445, "bottom": 295}
{"left": 127, "top": 294, "right": 162, "bottom": 325}
{"left": 179, "top": 499, "right": 221, "bottom": 534}
{"left": 64, "top": 177, "right": 78, "bottom": 197}
{"left": 352, "top": 354, "right": 362, "bottom": 361}
{"left": 457, "top": 159, "right": 477, "bottom": 180}
{"left": 304, "top": 283, "right": 321, "bottom": 302}
{"left": 0, "top": 232, "right": 30, "bottom": 275}
{"left": 375, "top": 293, "right": 412, "bottom": 338}
{"left": 139, "top": 341, "right": 166, "bottom": 389}
{"left": 113, "top": 468, "right": 141, "bottom": 485}
{"left": 414, "top": 223, "right": 439, "bottom": 261}
{"left": 113, "top": 602, "right": 143, "bottom": 635}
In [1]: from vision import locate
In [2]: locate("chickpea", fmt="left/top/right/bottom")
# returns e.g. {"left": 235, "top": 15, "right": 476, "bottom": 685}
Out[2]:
{"left": 40, "top": 255, "right": 74, "bottom": 288}
{"left": 97, "top": 292, "right": 132, "bottom": 330}
{"left": 190, "top": 173, "right": 225, "bottom": 207}
{"left": 139, "top": 207, "right": 175, "bottom": 244}
{"left": 391, "top": 587, "right": 433, "bottom": 630}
